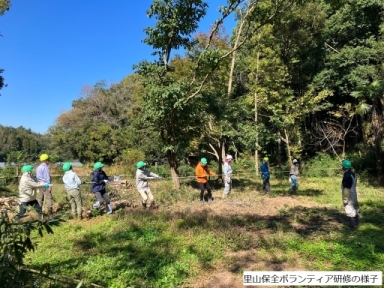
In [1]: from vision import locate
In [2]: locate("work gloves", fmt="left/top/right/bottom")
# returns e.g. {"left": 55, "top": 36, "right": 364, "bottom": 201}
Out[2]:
{"left": 43, "top": 183, "right": 53, "bottom": 189}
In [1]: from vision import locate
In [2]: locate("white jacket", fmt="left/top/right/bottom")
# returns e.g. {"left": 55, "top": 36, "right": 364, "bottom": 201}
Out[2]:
{"left": 18, "top": 172, "right": 46, "bottom": 203}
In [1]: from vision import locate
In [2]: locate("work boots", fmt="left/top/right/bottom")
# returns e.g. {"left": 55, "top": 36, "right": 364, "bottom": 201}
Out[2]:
{"left": 106, "top": 204, "right": 113, "bottom": 215}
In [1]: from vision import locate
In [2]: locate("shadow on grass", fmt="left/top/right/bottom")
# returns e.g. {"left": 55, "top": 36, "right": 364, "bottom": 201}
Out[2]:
{"left": 31, "top": 200, "right": 384, "bottom": 287}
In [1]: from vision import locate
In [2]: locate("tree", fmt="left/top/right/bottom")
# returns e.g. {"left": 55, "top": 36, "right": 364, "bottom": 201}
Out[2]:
{"left": 314, "top": 0, "right": 384, "bottom": 182}
{"left": 0, "top": 0, "right": 11, "bottom": 95}
{"left": 0, "top": 210, "right": 62, "bottom": 287}
{"left": 135, "top": 0, "right": 304, "bottom": 188}
{"left": 236, "top": 1, "right": 332, "bottom": 163}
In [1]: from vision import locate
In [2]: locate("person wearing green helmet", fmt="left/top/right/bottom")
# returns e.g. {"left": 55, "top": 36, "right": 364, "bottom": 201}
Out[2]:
{"left": 36, "top": 153, "right": 53, "bottom": 214}
{"left": 341, "top": 159, "right": 360, "bottom": 230}
{"left": 91, "top": 161, "right": 113, "bottom": 214}
{"left": 195, "top": 157, "right": 217, "bottom": 203}
{"left": 136, "top": 161, "right": 161, "bottom": 208}
{"left": 62, "top": 162, "right": 83, "bottom": 219}
{"left": 15, "top": 164, "right": 52, "bottom": 219}
{"left": 260, "top": 157, "right": 270, "bottom": 194}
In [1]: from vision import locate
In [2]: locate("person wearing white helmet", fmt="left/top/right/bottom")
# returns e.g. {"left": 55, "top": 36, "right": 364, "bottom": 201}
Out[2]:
{"left": 222, "top": 155, "right": 233, "bottom": 198}
{"left": 289, "top": 158, "right": 299, "bottom": 191}
{"left": 36, "top": 153, "right": 53, "bottom": 214}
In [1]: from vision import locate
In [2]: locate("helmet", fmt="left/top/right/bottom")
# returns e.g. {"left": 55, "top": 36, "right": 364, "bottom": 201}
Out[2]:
{"left": 21, "top": 165, "right": 34, "bottom": 173}
{"left": 263, "top": 157, "right": 269, "bottom": 162}
{"left": 342, "top": 159, "right": 352, "bottom": 169}
{"left": 292, "top": 159, "right": 298, "bottom": 164}
{"left": 226, "top": 155, "right": 233, "bottom": 160}
{"left": 62, "top": 162, "right": 72, "bottom": 172}
{"left": 93, "top": 162, "right": 104, "bottom": 170}
{"left": 136, "top": 161, "right": 146, "bottom": 169}
{"left": 40, "top": 154, "right": 49, "bottom": 161}
{"left": 201, "top": 158, "right": 208, "bottom": 165}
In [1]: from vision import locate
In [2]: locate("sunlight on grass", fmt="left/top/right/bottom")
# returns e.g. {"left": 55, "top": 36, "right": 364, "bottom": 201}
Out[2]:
{"left": 22, "top": 175, "right": 384, "bottom": 287}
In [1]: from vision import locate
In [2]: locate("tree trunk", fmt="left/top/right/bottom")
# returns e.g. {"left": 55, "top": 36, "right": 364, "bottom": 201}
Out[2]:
{"left": 254, "top": 38, "right": 261, "bottom": 175}
{"left": 283, "top": 129, "right": 292, "bottom": 163}
{"left": 372, "top": 99, "right": 384, "bottom": 185}
{"left": 168, "top": 150, "right": 180, "bottom": 189}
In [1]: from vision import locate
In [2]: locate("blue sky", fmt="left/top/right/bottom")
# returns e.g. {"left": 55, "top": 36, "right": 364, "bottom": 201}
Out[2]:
{"left": 0, "top": 0, "right": 235, "bottom": 134}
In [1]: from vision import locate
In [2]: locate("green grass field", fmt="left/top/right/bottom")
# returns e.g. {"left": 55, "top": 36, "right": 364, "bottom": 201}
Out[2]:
{"left": 16, "top": 174, "right": 384, "bottom": 287}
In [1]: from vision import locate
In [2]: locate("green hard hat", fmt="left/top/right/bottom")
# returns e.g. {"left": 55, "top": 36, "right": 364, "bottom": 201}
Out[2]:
{"left": 342, "top": 159, "right": 352, "bottom": 169}
{"left": 93, "top": 162, "right": 104, "bottom": 170}
{"left": 263, "top": 157, "right": 269, "bottom": 162}
{"left": 201, "top": 158, "right": 208, "bottom": 165}
{"left": 21, "top": 165, "right": 34, "bottom": 173}
{"left": 136, "top": 161, "right": 146, "bottom": 169}
{"left": 62, "top": 162, "right": 72, "bottom": 172}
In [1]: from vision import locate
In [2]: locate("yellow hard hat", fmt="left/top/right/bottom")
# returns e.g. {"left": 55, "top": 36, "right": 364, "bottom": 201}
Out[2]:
{"left": 40, "top": 154, "right": 49, "bottom": 161}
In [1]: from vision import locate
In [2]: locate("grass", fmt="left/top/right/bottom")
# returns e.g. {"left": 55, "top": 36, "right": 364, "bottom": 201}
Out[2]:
{"left": 6, "top": 173, "right": 382, "bottom": 287}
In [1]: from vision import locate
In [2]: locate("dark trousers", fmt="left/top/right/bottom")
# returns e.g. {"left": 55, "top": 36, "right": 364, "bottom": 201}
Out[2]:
{"left": 94, "top": 191, "right": 110, "bottom": 205}
{"left": 17, "top": 200, "right": 42, "bottom": 217}
{"left": 198, "top": 182, "right": 212, "bottom": 201}
{"left": 262, "top": 178, "right": 270, "bottom": 193}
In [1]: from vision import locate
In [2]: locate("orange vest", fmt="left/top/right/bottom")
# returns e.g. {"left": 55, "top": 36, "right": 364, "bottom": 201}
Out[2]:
{"left": 195, "top": 162, "right": 216, "bottom": 183}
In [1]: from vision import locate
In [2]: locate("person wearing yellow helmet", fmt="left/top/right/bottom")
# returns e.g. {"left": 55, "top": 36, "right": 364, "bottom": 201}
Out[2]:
{"left": 15, "top": 164, "right": 52, "bottom": 219}
{"left": 135, "top": 161, "right": 161, "bottom": 208}
{"left": 62, "top": 162, "right": 83, "bottom": 219}
{"left": 36, "top": 153, "right": 53, "bottom": 214}
{"left": 341, "top": 160, "right": 359, "bottom": 230}
{"left": 91, "top": 162, "right": 113, "bottom": 214}
{"left": 195, "top": 158, "right": 217, "bottom": 203}
{"left": 260, "top": 157, "right": 270, "bottom": 194}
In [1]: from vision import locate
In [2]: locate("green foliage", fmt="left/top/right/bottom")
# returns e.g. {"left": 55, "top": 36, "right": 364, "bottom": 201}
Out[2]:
{"left": 0, "top": 0, "right": 11, "bottom": 16}
{"left": 0, "top": 211, "right": 62, "bottom": 287}
{"left": 0, "top": 125, "right": 49, "bottom": 162}
{"left": 303, "top": 153, "right": 341, "bottom": 177}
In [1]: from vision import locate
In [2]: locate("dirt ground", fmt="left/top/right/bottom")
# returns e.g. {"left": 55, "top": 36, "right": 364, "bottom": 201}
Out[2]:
{"left": 171, "top": 189, "right": 326, "bottom": 288}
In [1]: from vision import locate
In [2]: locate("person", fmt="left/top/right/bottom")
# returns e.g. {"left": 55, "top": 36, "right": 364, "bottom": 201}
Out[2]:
{"left": 260, "top": 157, "right": 270, "bottom": 194}
{"left": 341, "top": 159, "right": 359, "bottom": 230}
{"left": 36, "top": 153, "right": 53, "bottom": 214}
{"left": 289, "top": 159, "right": 299, "bottom": 191}
{"left": 195, "top": 157, "right": 217, "bottom": 203}
{"left": 135, "top": 161, "right": 161, "bottom": 208}
{"left": 91, "top": 162, "right": 113, "bottom": 214}
{"left": 15, "top": 164, "right": 52, "bottom": 219}
{"left": 62, "top": 162, "right": 83, "bottom": 219}
{"left": 222, "top": 155, "right": 233, "bottom": 198}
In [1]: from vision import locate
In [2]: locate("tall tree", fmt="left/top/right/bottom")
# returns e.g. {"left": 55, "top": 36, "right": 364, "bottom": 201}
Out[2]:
{"left": 0, "top": 0, "right": 11, "bottom": 95}
{"left": 135, "top": 0, "right": 304, "bottom": 188}
{"left": 315, "top": 0, "right": 384, "bottom": 182}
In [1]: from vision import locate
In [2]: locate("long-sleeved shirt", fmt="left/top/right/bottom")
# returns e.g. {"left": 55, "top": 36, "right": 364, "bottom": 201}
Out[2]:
{"left": 136, "top": 169, "right": 159, "bottom": 190}
{"left": 260, "top": 162, "right": 270, "bottom": 179}
{"left": 289, "top": 164, "right": 299, "bottom": 176}
{"left": 63, "top": 170, "right": 82, "bottom": 191}
{"left": 18, "top": 172, "right": 46, "bottom": 203}
{"left": 223, "top": 161, "right": 233, "bottom": 178}
{"left": 195, "top": 162, "right": 216, "bottom": 184}
{"left": 91, "top": 170, "right": 109, "bottom": 193}
{"left": 36, "top": 162, "right": 51, "bottom": 184}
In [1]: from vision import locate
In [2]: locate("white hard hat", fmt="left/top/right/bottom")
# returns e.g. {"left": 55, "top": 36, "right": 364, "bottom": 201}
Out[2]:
{"left": 226, "top": 155, "right": 233, "bottom": 160}
{"left": 293, "top": 159, "right": 298, "bottom": 163}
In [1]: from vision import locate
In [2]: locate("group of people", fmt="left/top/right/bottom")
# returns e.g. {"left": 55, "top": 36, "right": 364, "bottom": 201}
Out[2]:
{"left": 15, "top": 154, "right": 360, "bottom": 230}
